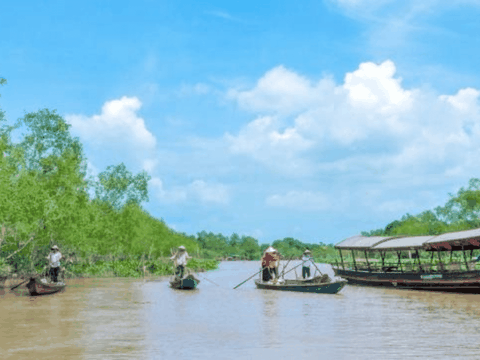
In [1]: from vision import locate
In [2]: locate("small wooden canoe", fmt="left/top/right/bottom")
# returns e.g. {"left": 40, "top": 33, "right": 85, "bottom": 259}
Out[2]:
{"left": 254, "top": 278, "right": 347, "bottom": 294}
{"left": 26, "top": 277, "right": 66, "bottom": 296}
{"left": 169, "top": 274, "right": 200, "bottom": 290}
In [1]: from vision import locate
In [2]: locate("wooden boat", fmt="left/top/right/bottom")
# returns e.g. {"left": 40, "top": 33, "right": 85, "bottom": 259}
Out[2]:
{"left": 333, "top": 229, "right": 480, "bottom": 293}
{"left": 26, "top": 277, "right": 66, "bottom": 296}
{"left": 254, "top": 278, "right": 347, "bottom": 294}
{"left": 169, "top": 274, "right": 200, "bottom": 290}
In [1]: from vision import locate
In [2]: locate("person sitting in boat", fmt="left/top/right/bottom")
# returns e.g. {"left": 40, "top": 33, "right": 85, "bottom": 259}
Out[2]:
{"left": 170, "top": 245, "right": 192, "bottom": 279}
{"left": 261, "top": 247, "right": 279, "bottom": 282}
{"left": 301, "top": 249, "right": 313, "bottom": 279}
{"left": 47, "top": 245, "right": 62, "bottom": 283}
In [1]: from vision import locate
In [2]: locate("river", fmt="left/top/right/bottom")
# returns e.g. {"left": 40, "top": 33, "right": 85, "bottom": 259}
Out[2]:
{"left": 1, "top": 261, "right": 480, "bottom": 359}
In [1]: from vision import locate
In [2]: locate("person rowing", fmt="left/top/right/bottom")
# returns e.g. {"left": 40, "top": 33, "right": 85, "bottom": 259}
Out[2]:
{"left": 170, "top": 245, "right": 192, "bottom": 279}
{"left": 261, "top": 246, "right": 281, "bottom": 282}
{"left": 47, "top": 245, "right": 62, "bottom": 283}
{"left": 301, "top": 249, "right": 314, "bottom": 279}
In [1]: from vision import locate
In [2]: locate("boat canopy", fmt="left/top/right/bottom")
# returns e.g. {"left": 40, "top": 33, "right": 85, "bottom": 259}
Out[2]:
{"left": 334, "top": 235, "right": 396, "bottom": 250}
{"left": 373, "top": 236, "right": 435, "bottom": 251}
{"left": 336, "top": 228, "right": 480, "bottom": 252}
{"left": 424, "top": 228, "right": 480, "bottom": 251}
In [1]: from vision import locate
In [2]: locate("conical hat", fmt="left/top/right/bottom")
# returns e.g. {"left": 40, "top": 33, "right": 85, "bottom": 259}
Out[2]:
{"left": 178, "top": 245, "right": 186, "bottom": 250}
{"left": 265, "top": 246, "right": 276, "bottom": 253}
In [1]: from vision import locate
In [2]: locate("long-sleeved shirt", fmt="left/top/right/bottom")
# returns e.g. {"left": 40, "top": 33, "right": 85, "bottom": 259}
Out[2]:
{"left": 302, "top": 255, "right": 313, "bottom": 269}
{"left": 48, "top": 252, "right": 62, "bottom": 268}
{"left": 171, "top": 252, "right": 191, "bottom": 266}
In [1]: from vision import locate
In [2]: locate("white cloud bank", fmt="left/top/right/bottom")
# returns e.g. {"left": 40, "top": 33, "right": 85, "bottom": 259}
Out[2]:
{"left": 66, "top": 96, "right": 156, "bottom": 150}
{"left": 226, "top": 60, "right": 480, "bottom": 182}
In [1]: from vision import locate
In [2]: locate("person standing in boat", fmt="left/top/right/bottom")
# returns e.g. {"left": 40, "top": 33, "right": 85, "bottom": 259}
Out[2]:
{"left": 261, "top": 247, "right": 278, "bottom": 282}
{"left": 301, "top": 249, "right": 313, "bottom": 279}
{"left": 170, "top": 245, "right": 192, "bottom": 279}
{"left": 47, "top": 245, "right": 62, "bottom": 283}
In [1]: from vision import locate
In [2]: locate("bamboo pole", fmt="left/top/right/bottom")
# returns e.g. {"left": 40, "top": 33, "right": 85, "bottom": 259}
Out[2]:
{"left": 6, "top": 236, "right": 35, "bottom": 260}
{"left": 339, "top": 249, "right": 345, "bottom": 270}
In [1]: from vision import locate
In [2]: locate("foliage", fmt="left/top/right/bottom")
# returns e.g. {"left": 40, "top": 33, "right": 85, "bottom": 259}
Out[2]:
{"left": 0, "top": 78, "right": 208, "bottom": 276}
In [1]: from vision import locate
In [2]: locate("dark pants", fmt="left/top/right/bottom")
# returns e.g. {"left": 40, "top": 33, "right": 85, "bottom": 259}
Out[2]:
{"left": 302, "top": 266, "right": 311, "bottom": 279}
{"left": 50, "top": 267, "right": 60, "bottom": 282}
{"left": 262, "top": 267, "right": 271, "bottom": 282}
{"left": 175, "top": 265, "right": 185, "bottom": 278}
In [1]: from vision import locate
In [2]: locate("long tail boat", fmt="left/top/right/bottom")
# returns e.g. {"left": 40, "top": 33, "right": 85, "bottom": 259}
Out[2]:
{"left": 169, "top": 274, "right": 200, "bottom": 290}
{"left": 26, "top": 277, "right": 66, "bottom": 296}
{"left": 332, "top": 228, "right": 480, "bottom": 293}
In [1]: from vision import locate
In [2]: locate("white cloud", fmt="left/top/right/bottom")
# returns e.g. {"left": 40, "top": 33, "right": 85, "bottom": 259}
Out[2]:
{"left": 266, "top": 191, "right": 331, "bottom": 211}
{"left": 66, "top": 96, "right": 156, "bottom": 150}
{"left": 440, "top": 88, "right": 480, "bottom": 112}
{"left": 227, "top": 65, "right": 335, "bottom": 115}
{"left": 225, "top": 60, "right": 480, "bottom": 181}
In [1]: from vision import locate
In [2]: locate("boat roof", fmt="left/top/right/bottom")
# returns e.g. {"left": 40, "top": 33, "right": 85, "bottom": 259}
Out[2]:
{"left": 424, "top": 228, "right": 480, "bottom": 251}
{"left": 334, "top": 235, "right": 396, "bottom": 250}
{"left": 373, "top": 236, "right": 436, "bottom": 251}
{"left": 336, "top": 228, "right": 480, "bottom": 251}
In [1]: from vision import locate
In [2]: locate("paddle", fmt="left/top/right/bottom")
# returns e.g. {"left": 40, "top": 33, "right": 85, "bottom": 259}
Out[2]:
{"left": 280, "top": 257, "right": 293, "bottom": 278}
{"left": 309, "top": 258, "right": 324, "bottom": 276}
{"left": 10, "top": 278, "right": 30, "bottom": 290}
{"left": 233, "top": 268, "right": 265, "bottom": 289}
{"left": 279, "top": 261, "right": 304, "bottom": 278}
{"left": 198, "top": 274, "right": 220, "bottom": 286}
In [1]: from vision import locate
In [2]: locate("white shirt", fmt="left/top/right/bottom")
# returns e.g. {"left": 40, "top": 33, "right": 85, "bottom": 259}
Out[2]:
{"left": 48, "top": 252, "right": 62, "bottom": 268}
{"left": 302, "top": 255, "right": 312, "bottom": 269}
{"left": 171, "top": 252, "right": 190, "bottom": 266}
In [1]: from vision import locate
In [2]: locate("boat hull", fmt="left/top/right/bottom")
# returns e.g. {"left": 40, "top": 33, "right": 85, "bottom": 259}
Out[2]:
{"left": 333, "top": 268, "right": 480, "bottom": 293}
{"left": 169, "top": 275, "right": 200, "bottom": 290}
{"left": 26, "top": 278, "right": 66, "bottom": 296}
{"left": 254, "top": 279, "right": 347, "bottom": 294}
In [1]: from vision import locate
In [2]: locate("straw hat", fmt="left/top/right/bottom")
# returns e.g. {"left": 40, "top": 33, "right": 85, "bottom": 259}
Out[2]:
{"left": 265, "top": 246, "right": 276, "bottom": 253}
{"left": 51, "top": 245, "right": 59, "bottom": 250}
{"left": 304, "top": 249, "right": 311, "bottom": 254}
{"left": 178, "top": 245, "right": 186, "bottom": 251}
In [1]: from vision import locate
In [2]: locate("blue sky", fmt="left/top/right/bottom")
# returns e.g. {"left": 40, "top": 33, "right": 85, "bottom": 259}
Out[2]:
{"left": 2, "top": 0, "right": 480, "bottom": 244}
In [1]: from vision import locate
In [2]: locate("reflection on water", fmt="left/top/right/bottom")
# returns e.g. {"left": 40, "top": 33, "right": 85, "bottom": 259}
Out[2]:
{"left": 1, "top": 262, "right": 480, "bottom": 359}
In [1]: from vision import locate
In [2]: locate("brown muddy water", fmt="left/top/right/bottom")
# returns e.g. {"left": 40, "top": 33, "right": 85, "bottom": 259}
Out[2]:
{"left": 1, "top": 261, "right": 480, "bottom": 359}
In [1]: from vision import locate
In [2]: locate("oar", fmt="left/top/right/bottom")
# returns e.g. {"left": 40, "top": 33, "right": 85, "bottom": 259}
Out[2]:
{"left": 280, "top": 262, "right": 304, "bottom": 277}
{"left": 309, "top": 258, "right": 324, "bottom": 276}
{"left": 280, "top": 257, "right": 293, "bottom": 278}
{"left": 198, "top": 274, "right": 220, "bottom": 286}
{"left": 10, "top": 278, "right": 30, "bottom": 290}
{"left": 233, "top": 268, "right": 265, "bottom": 289}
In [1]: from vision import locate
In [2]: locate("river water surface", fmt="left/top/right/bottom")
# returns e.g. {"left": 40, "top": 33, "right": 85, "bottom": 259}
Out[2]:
{"left": 2, "top": 261, "right": 480, "bottom": 359}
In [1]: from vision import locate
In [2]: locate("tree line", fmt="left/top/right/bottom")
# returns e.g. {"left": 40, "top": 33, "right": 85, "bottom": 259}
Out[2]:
{"left": 0, "top": 77, "right": 335, "bottom": 277}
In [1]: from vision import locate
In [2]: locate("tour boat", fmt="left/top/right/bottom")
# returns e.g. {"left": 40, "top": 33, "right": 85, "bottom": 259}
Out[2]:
{"left": 26, "top": 277, "right": 66, "bottom": 296}
{"left": 333, "top": 228, "right": 480, "bottom": 293}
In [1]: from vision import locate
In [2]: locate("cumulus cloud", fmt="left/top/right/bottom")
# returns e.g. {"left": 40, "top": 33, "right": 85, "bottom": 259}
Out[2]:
{"left": 66, "top": 96, "right": 156, "bottom": 150}
{"left": 226, "top": 60, "right": 480, "bottom": 181}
